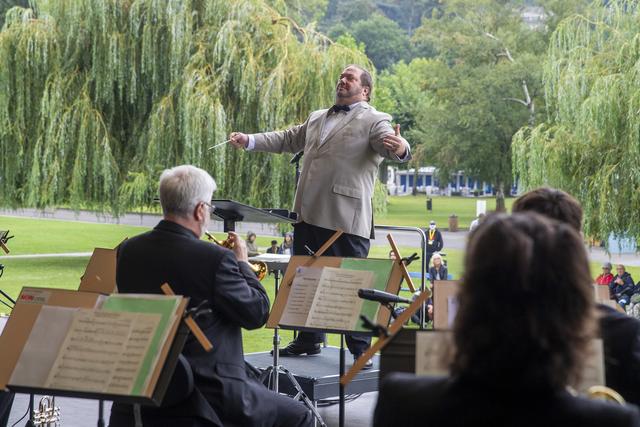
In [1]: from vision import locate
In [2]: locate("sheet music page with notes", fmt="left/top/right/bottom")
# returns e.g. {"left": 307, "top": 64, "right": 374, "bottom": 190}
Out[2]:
{"left": 305, "top": 267, "right": 374, "bottom": 331}
{"left": 280, "top": 266, "right": 322, "bottom": 327}
{"left": 44, "top": 309, "right": 160, "bottom": 394}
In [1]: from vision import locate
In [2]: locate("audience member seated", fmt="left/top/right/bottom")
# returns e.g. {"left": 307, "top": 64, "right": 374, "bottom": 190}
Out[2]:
{"left": 428, "top": 252, "right": 448, "bottom": 282}
{"left": 280, "top": 232, "right": 294, "bottom": 255}
{"left": 512, "top": 187, "right": 640, "bottom": 405}
{"left": 375, "top": 213, "right": 640, "bottom": 427}
{"left": 596, "top": 262, "right": 614, "bottom": 286}
{"left": 266, "top": 239, "right": 282, "bottom": 254}
{"left": 246, "top": 231, "right": 260, "bottom": 257}
{"left": 610, "top": 265, "right": 635, "bottom": 309}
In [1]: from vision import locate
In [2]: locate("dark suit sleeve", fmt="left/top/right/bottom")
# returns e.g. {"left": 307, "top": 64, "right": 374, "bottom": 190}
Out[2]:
{"left": 624, "top": 324, "right": 640, "bottom": 406}
{"left": 435, "top": 231, "right": 444, "bottom": 252}
{"left": 212, "top": 251, "right": 270, "bottom": 330}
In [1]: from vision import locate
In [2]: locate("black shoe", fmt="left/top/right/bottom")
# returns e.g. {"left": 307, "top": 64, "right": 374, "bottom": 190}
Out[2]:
{"left": 354, "top": 354, "right": 373, "bottom": 370}
{"left": 275, "top": 341, "right": 321, "bottom": 357}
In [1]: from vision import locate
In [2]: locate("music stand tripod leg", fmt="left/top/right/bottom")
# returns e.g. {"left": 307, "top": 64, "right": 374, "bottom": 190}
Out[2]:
{"left": 339, "top": 334, "right": 345, "bottom": 427}
{"left": 25, "top": 394, "right": 35, "bottom": 427}
{"left": 280, "top": 367, "right": 326, "bottom": 427}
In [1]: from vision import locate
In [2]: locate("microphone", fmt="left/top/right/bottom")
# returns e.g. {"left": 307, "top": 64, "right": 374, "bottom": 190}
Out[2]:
{"left": 290, "top": 151, "right": 304, "bottom": 164}
{"left": 358, "top": 289, "right": 411, "bottom": 305}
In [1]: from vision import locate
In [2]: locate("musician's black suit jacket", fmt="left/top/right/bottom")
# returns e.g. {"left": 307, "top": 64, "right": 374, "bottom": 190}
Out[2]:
{"left": 375, "top": 373, "right": 640, "bottom": 427}
{"left": 109, "top": 220, "right": 272, "bottom": 426}
{"left": 598, "top": 303, "right": 640, "bottom": 405}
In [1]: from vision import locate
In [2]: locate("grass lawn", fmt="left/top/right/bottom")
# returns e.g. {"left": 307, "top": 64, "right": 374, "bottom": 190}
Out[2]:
{"left": 0, "top": 216, "right": 149, "bottom": 255}
{"left": 2, "top": 210, "right": 639, "bottom": 354}
{"left": 377, "top": 195, "right": 515, "bottom": 229}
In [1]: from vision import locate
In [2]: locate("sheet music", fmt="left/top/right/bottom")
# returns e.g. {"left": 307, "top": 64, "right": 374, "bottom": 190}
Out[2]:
{"left": 44, "top": 309, "right": 160, "bottom": 394}
{"left": 280, "top": 267, "right": 322, "bottom": 327}
{"left": 306, "top": 267, "right": 374, "bottom": 331}
{"left": 415, "top": 331, "right": 451, "bottom": 376}
{"left": 108, "top": 313, "right": 159, "bottom": 394}
{"left": 10, "top": 306, "right": 77, "bottom": 388}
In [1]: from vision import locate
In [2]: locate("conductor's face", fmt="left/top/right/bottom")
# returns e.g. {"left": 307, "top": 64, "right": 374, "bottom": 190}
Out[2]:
{"left": 335, "top": 66, "right": 368, "bottom": 104}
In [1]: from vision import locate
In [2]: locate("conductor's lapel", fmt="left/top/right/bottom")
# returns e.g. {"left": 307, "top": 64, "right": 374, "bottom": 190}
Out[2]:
{"left": 320, "top": 103, "right": 368, "bottom": 148}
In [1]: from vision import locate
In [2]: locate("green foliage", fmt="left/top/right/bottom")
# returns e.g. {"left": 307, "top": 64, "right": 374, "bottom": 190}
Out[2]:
{"left": 0, "top": 0, "right": 370, "bottom": 212}
{"left": 513, "top": 0, "right": 640, "bottom": 240}
{"left": 372, "top": 179, "right": 388, "bottom": 216}
{"left": 349, "top": 14, "right": 414, "bottom": 70}
{"left": 394, "top": 0, "right": 544, "bottom": 195}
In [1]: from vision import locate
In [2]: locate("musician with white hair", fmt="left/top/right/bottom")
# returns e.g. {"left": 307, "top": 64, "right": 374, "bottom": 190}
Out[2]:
{"left": 109, "top": 165, "right": 311, "bottom": 427}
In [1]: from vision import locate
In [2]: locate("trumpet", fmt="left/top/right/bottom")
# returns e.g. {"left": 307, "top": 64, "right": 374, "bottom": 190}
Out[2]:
{"left": 205, "top": 232, "right": 268, "bottom": 281}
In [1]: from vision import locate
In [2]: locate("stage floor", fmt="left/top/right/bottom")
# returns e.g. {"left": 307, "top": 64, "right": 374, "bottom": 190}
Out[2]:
{"left": 246, "top": 346, "right": 380, "bottom": 401}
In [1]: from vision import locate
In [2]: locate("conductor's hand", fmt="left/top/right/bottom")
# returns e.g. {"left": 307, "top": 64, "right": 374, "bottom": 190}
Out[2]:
{"left": 227, "top": 232, "right": 249, "bottom": 263}
{"left": 229, "top": 132, "right": 249, "bottom": 149}
{"left": 383, "top": 124, "right": 407, "bottom": 157}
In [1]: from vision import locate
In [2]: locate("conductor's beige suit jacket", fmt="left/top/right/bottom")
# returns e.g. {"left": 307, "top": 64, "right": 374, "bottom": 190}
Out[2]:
{"left": 252, "top": 102, "right": 411, "bottom": 239}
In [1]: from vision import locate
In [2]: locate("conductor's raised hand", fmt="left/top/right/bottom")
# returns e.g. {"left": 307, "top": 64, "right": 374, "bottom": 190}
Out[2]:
{"left": 227, "top": 231, "right": 249, "bottom": 263}
{"left": 229, "top": 132, "right": 249, "bottom": 149}
{"left": 383, "top": 124, "right": 407, "bottom": 157}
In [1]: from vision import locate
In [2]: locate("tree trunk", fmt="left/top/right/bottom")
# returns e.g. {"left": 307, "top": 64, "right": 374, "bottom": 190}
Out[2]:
{"left": 412, "top": 167, "right": 419, "bottom": 196}
{"left": 495, "top": 183, "right": 506, "bottom": 212}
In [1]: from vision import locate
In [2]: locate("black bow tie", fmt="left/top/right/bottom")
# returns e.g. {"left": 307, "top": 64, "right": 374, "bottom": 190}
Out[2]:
{"left": 329, "top": 104, "right": 351, "bottom": 114}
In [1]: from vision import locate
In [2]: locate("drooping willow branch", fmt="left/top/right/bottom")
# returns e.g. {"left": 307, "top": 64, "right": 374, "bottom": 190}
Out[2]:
{"left": 513, "top": 1, "right": 640, "bottom": 240}
{"left": 0, "top": 0, "right": 371, "bottom": 213}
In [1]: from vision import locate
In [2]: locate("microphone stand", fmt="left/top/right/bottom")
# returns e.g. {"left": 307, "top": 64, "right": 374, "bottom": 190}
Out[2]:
{"left": 290, "top": 151, "right": 303, "bottom": 190}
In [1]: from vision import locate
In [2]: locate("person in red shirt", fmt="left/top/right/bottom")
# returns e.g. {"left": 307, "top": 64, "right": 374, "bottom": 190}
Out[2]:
{"left": 596, "top": 262, "right": 614, "bottom": 286}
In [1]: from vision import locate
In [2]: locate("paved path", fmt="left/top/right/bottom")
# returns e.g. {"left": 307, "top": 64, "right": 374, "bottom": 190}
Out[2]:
{"left": 2, "top": 208, "right": 640, "bottom": 266}
{"left": 1, "top": 252, "right": 92, "bottom": 259}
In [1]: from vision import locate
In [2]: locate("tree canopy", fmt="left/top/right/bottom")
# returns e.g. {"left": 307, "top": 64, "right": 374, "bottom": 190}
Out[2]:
{"left": 513, "top": 0, "right": 640, "bottom": 240}
{"left": 0, "top": 0, "right": 369, "bottom": 212}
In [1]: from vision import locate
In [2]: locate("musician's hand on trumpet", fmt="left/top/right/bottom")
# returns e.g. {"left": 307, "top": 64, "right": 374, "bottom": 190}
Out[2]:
{"left": 226, "top": 231, "right": 248, "bottom": 263}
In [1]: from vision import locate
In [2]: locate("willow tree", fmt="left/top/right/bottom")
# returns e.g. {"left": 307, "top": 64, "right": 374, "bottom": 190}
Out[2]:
{"left": 513, "top": 1, "right": 640, "bottom": 240}
{"left": 0, "top": 0, "right": 370, "bottom": 212}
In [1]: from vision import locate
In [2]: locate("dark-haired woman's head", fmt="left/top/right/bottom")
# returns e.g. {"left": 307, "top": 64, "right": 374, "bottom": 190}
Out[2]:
{"left": 451, "top": 212, "right": 595, "bottom": 391}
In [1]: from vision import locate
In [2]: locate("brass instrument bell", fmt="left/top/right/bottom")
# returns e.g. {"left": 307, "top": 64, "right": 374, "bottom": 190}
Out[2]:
{"left": 205, "top": 232, "right": 268, "bottom": 281}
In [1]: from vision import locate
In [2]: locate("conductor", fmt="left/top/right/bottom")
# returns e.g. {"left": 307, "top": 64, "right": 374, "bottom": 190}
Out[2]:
{"left": 229, "top": 65, "right": 411, "bottom": 362}
{"left": 109, "top": 165, "right": 311, "bottom": 427}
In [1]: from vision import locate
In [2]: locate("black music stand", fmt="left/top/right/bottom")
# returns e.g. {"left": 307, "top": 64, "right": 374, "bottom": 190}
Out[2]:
{"left": 210, "top": 200, "right": 295, "bottom": 232}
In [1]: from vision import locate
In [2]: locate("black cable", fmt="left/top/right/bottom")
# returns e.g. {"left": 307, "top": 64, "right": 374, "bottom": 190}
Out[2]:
{"left": 0, "top": 298, "right": 12, "bottom": 310}
{"left": 0, "top": 289, "right": 15, "bottom": 307}
{"left": 316, "top": 393, "right": 363, "bottom": 407}
{"left": 10, "top": 404, "right": 29, "bottom": 427}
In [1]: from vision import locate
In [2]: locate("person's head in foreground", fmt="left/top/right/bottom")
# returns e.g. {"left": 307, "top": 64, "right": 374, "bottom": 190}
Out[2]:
{"left": 512, "top": 187, "right": 582, "bottom": 232}
{"left": 246, "top": 231, "right": 256, "bottom": 243}
{"left": 453, "top": 212, "right": 595, "bottom": 391}
{"left": 159, "top": 165, "right": 217, "bottom": 238}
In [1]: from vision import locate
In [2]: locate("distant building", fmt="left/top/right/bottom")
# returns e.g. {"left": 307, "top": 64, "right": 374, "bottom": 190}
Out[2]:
{"left": 522, "top": 6, "right": 546, "bottom": 30}
{"left": 386, "top": 166, "right": 517, "bottom": 196}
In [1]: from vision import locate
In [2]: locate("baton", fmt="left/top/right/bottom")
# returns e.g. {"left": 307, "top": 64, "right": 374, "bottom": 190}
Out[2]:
{"left": 208, "top": 139, "right": 232, "bottom": 150}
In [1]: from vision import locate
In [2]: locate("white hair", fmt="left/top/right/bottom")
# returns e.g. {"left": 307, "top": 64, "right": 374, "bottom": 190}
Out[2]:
{"left": 159, "top": 165, "right": 217, "bottom": 218}
{"left": 431, "top": 252, "right": 443, "bottom": 266}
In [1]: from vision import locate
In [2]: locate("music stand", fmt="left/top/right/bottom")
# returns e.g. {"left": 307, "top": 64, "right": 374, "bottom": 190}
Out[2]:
{"left": 210, "top": 199, "right": 295, "bottom": 232}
